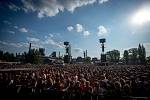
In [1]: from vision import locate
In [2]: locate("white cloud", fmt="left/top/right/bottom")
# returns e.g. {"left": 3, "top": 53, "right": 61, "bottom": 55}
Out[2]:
{"left": 0, "top": 35, "right": 64, "bottom": 50}
{"left": 74, "top": 48, "right": 83, "bottom": 53}
{"left": 25, "top": 33, "right": 64, "bottom": 49}
{"left": 64, "top": 0, "right": 97, "bottom": 12}
{"left": 31, "top": 43, "right": 44, "bottom": 48}
{"left": 83, "top": 31, "right": 91, "bottom": 36}
{"left": 97, "top": 25, "right": 108, "bottom": 36}
{"left": 98, "top": 0, "right": 109, "bottom": 4}
{"left": 27, "top": 34, "right": 63, "bottom": 48}
{"left": 48, "top": 33, "right": 54, "bottom": 38}
{"left": 8, "top": 31, "right": 15, "bottom": 34}
{"left": 27, "top": 37, "right": 40, "bottom": 42}
{"left": 8, "top": 3, "right": 20, "bottom": 11}
{"left": 0, "top": 40, "right": 28, "bottom": 48}
{"left": 9, "top": 43, "right": 27, "bottom": 48}
{"left": 68, "top": 24, "right": 91, "bottom": 37}
{"left": 22, "top": 0, "right": 64, "bottom": 18}
{"left": 14, "top": 26, "right": 18, "bottom": 29}
{"left": 76, "top": 24, "right": 84, "bottom": 32}
{"left": 21, "top": 0, "right": 97, "bottom": 18}
{"left": 42, "top": 35, "right": 64, "bottom": 48}
{"left": 27, "top": 41, "right": 43, "bottom": 48}
{"left": 67, "top": 26, "right": 74, "bottom": 31}
{"left": 0, "top": 41, "right": 8, "bottom": 45}
{"left": 44, "top": 39, "right": 63, "bottom": 48}
{"left": 3, "top": 20, "right": 11, "bottom": 25}
{"left": 19, "top": 27, "right": 28, "bottom": 33}
{"left": 0, "top": 40, "right": 45, "bottom": 52}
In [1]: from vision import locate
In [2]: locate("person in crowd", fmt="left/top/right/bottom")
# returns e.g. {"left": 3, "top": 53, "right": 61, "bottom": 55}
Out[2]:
{"left": 0, "top": 64, "right": 150, "bottom": 99}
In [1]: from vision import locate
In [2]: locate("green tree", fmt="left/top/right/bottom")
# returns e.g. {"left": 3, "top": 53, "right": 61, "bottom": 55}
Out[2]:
{"left": 146, "top": 56, "right": 150, "bottom": 64}
{"left": 9, "top": 53, "right": 15, "bottom": 62}
{"left": 39, "top": 48, "right": 45, "bottom": 56}
{"left": 84, "top": 56, "right": 91, "bottom": 64}
{"left": 141, "top": 45, "right": 146, "bottom": 64}
{"left": 123, "top": 50, "right": 129, "bottom": 64}
{"left": 0, "top": 51, "right": 16, "bottom": 62}
{"left": 129, "top": 48, "right": 138, "bottom": 64}
{"left": 3, "top": 52, "right": 10, "bottom": 61}
{"left": 106, "top": 50, "right": 120, "bottom": 63}
{"left": 0, "top": 50, "right": 3, "bottom": 60}
{"left": 20, "top": 49, "right": 40, "bottom": 64}
{"left": 138, "top": 44, "right": 142, "bottom": 64}
{"left": 20, "top": 52, "right": 27, "bottom": 63}
{"left": 28, "top": 49, "right": 39, "bottom": 64}
{"left": 138, "top": 44, "right": 146, "bottom": 64}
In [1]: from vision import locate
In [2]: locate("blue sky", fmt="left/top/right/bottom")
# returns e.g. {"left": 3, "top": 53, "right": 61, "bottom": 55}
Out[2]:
{"left": 0, "top": 0, "right": 150, "bottom": 58}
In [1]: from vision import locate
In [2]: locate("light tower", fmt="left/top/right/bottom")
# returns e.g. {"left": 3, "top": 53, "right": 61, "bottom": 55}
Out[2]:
{"left": 28, "top": 43, "right": 31, "bottom": 53}
{"left": 83, "top": 51, "right": 86, "bottom": 58}
{"left": 28, "top": 43, "right": 32, "bottom": 63}
{"left": 64, "top": 41, "right": 71, "bottom": 63}
{"left": 99, "top": 38, "right": 106, "bottom": 62}
{"left": 86, "top": 50, "right": 87, "bottom": 57}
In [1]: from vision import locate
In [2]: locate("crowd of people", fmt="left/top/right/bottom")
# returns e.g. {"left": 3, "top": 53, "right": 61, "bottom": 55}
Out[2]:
{"left": 0, "top": 64, "right": 150, "bottom": 99}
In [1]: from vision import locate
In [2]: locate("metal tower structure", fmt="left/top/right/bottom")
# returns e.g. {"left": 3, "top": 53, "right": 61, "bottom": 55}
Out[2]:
{"left": 99, "top": 38, "right": 106, "bottom": 62}
{"left": 64, "top": 41, "right": 71, "bottom": 63}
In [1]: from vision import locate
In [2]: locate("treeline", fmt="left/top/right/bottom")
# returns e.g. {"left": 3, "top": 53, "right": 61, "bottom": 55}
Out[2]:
{"left": 106, "top": 44, "right": 147, "bottom": 65}
{"left": 0, "top": 51, "right": 15, "bottom": 62}
{"left": 74, "top": 43, "right": 149, "bottom": 65}
{"left": 0, "top": 44, "right": 149, "bottom": 65}
{"left": 20, "top": 49, "right": 42, "bottom": 64}
{"left": 0, "top": 48, "right": 45, "bottom": 64}
{"left": 123, "top": 44, "right": 146, "bottom": 64}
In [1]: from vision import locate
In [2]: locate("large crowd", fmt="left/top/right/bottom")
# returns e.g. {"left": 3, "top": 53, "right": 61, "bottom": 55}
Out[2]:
{"left": 0, "top": 64, "right": 150, "bottom": 99}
